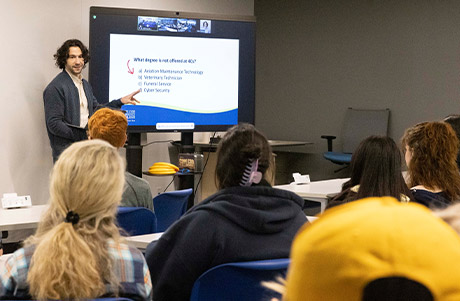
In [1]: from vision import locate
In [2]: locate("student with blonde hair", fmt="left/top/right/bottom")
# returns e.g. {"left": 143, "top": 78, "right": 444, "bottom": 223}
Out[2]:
{"left": 0, "top": 140, "right": 152, "bottom": 300}
{"left": 88, "top": 107, "right": 153, "bottom": 211}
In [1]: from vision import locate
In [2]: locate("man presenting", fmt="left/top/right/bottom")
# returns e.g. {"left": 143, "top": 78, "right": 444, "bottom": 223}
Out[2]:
{"left": 44, "top": 39, "right": 140, "bottom": 162}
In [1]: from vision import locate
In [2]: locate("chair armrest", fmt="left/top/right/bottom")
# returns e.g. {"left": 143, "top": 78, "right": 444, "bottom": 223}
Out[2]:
{"left": 321, "top": 135, "right": 336, "bottom": 152}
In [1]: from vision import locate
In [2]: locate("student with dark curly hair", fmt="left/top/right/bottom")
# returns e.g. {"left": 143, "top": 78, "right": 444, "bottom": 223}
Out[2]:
{"left": 401, "top": 121, "right": 460, "bottom": 208}
{"left": 43, "top": 39, "right": 141, "bottom": 162}
{"left": 328, "top": 136, "right": 413, "bottom": 209}
{"left": 145, "top": 123, "right": 307, "bottom": 301}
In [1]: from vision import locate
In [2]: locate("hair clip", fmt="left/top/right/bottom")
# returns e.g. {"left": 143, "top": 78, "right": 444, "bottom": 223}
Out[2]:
{"left": 240, "top": 158, "right": 262, "bottom": 187}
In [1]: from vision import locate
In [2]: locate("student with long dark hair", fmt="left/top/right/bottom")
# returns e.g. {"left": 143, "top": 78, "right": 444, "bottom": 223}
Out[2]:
{"left": 328, "top": 136, "right": 412, "bottom": 209}
{"left": 401, "top": 121, "right": 460, "bottom": 208}
{"left": 145, "top": 123, "right": 307, "bottom": 301}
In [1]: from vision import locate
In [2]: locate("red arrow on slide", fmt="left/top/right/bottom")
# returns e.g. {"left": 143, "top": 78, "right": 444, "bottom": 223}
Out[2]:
{"left": 127, "top": 60, "right": 134, "bottom": 74}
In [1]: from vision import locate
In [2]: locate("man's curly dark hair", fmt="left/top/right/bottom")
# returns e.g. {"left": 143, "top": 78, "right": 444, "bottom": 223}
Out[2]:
{"left": 53, "top": 39, "right": 90, "bottom": 69}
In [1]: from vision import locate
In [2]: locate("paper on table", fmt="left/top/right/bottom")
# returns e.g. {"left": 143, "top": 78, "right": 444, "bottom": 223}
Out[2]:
{"left": 292, "top": 173, "right": 310, "bottom": 185}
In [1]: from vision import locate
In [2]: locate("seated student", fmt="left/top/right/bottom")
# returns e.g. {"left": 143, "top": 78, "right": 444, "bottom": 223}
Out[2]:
{"left": 281, "top": 197, "right": 460, "bottom": 300}
{"left": 328, "top": 136, "right": 413, "bottom": 209}
{"left": 145, "top": 123, "right": 307, "bottom": 301}
{"left": 0, "top": 140, "right": 152, "bottom": 300}
{"left": 88, "top": 108, "right": 153, "bottom": 211}
{"left": 401, "top": 121, "right": 460, "bottom": 208}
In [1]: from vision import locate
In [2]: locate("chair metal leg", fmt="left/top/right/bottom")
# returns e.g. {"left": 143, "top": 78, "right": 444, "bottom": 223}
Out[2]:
{"left": 334, "top": 165, "right": 349, "bottom": 173}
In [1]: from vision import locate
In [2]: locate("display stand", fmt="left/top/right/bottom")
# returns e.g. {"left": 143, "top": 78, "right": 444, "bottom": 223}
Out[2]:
{"left": 126, "top": 131, "right": 196, "bottom": 209}
{"left": 126, "top": 133, "right": 143, "bottom": 177}
{"left": 178, "top": 132, "right": 195, "bottom": 209}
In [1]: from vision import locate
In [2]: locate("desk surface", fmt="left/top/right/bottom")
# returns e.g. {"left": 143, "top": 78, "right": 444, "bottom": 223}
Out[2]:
{"left": 275, "top": 178, "right": 348, "bottom": 199}
{"left": 126, "top": 232, "right": 163, "bottom": 250}
{"left": 0, "top": 205, "right": 47, "bottom": 231}
{"left": 0, "top": 206, "right": 163, "bottom": 250}
{"left": 1, "top": 233, "right": 164, "bottom": 268}
{"left": 177, "top": 140, "right": 312, "bottom": 150}
{"left": 268, "top": 140, "right": 313, "bottom": 147}
{"left": 307, "top": 216, "right": 318, "bottom": 222}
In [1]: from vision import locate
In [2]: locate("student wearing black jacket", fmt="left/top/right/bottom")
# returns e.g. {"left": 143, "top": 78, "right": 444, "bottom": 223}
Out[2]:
{"left": 145, "top": 123, "right": 307, "bottom": 301}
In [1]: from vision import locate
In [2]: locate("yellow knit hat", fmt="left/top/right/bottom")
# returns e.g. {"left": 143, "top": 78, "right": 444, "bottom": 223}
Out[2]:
{"left": 284, "top": 197, "right": 460, "bottom": 300}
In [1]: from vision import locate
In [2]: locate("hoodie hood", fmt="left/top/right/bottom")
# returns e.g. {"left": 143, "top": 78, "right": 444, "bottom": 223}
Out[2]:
{"left": 188, "top": 185, "right": 305, "bottom": 234}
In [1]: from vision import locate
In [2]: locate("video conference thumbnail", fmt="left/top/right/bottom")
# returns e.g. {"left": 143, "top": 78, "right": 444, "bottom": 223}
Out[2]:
{"left": 137, "top": 16, "right": 211, "bottom": 33}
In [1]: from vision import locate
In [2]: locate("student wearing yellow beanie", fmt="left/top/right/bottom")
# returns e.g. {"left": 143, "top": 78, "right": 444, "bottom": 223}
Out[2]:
{"left": 284, "top": 197, "right": 460, "bottom": 300}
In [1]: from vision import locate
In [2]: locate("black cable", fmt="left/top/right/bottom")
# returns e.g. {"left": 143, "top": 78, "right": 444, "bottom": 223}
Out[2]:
{"left": 163, "top": 176, "right": 176, "bottom": 193}
{"left": 194, "top": 132, "right": 217, "bottom": 199}
{"left": 141, "top": 139, "right": 175, "bottom": 147}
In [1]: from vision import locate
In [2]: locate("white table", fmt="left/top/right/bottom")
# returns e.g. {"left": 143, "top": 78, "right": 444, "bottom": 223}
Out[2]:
{"left": 276, "top": 178, "right": 349, "bottom": 212}
{"left": 0, "top": 232, "right": 165, "bottom": 267}
{"left": 306, "top": 216, "right": 318, "bottom": 222}
{"left": 1, "top": 233, "right": 164, "bottom": 266}
{"left": 0, "top": 206, "right": 162, "bottom": 252}
{"left": 0, "top": 205, "right": 47, "bottom": 231}
{"left": 126, "top": 232, "right": 164, "bottom": 250}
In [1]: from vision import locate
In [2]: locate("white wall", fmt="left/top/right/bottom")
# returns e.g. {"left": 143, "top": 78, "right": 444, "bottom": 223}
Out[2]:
{"left": 0, "top": 0, "right": 253, "bottom": 205}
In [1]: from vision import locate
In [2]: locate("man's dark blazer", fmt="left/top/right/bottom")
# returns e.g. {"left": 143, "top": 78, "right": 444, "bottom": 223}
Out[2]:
{"left": 43, "top": 70, "right": 122, "bottom": 161}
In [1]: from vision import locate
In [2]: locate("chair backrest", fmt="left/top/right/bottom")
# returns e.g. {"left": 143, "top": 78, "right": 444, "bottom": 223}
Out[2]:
{"left": 153, "top": 188, "right": 192, "bottom": 232}
{"left": 190, "top": 258, "right": 290, "bottom": 301}
{"left": 342, "top": 108, "right": 390, "bottom": 153}
{"left": 116, "top": 207, "right": 157, "bottom": 236}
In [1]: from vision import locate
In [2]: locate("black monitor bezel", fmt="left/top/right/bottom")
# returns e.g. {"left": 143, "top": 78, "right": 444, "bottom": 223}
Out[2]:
{"left": 89, "top": 6, "right": 256, "bottom": 133}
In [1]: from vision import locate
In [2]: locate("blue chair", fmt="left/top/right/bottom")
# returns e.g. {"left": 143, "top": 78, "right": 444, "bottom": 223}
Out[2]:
{"left": 153, "top": 188, "right": 192, "bottom": 232}
{"left": 321, "top": 107, "right": 390, "bottom": 172}
{"left": 116, "top": 207, "right": 157, "bottom": 236}
{"left": 189, "top": 258, "right": 290, "bottom": 301}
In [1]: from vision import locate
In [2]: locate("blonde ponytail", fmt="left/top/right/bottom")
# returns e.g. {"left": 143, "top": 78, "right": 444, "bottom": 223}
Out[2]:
{"left": 28, "top": 222, "right": 105, "bottom": 299}
{"left": 25, "top": 140, "right": 125, "bottom": 300}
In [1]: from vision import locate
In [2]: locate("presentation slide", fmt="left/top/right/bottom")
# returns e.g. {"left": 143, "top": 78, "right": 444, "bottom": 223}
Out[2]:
{"left": 109, "top": 34, "right": 240, "bottom": 128}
